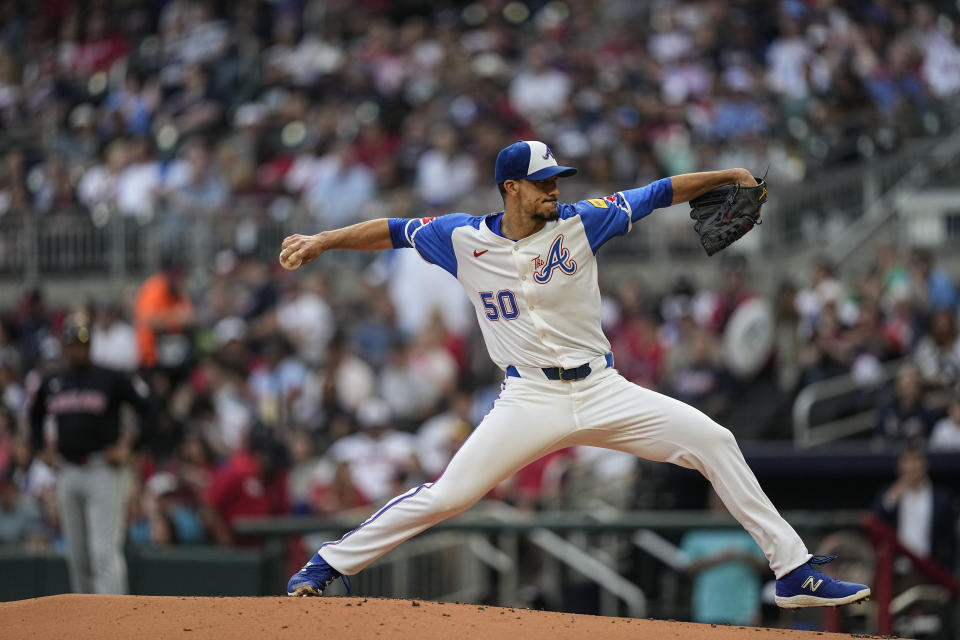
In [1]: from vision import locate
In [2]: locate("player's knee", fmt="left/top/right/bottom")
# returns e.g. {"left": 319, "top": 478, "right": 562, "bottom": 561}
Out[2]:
{"left": 427, "top": 486, "right": 475, "bottom": 516}
{"left": 702, "top": 423, "right": 738, "bottom": 451}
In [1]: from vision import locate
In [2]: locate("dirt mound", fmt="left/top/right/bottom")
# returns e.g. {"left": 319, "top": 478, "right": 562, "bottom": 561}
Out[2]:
{"left": 0, "top": 594, "right": 881, "bottom": 639}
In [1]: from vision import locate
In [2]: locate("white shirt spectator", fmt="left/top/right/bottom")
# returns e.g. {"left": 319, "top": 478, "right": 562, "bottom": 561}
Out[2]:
{"left": 379, "top": 357, "right": 435, "bottom": 421}
{"left": 330, "top": 430, "right": 417, "bottom": 503}
{"left": 249, "top": 357, "right": 309, "bottom": 425}
{"left": 661, "top": 59, "right": 711, "bottom": 105}
{"left": 304, "top": 150, "right": 376, "bottom": 227}
{"left": 929, "top": 415, "right": 960, "bottom": 451}
{"left": 388, "top": 249, "right": 472, "bottom": 337}
{"left": 897, "top": 484, "right": 932, "bottom": 559}
{"left": 766, "top": 35, "right": 812, "bottom": 98}
{"left": 318, "top": 353, "right": 376, "bottom": 413}
{"left": 509, "top": 67, "right": 571, "bottom": 121}
{"left": 922, "top": 31, "right": 960, "bottom": 98}
{"left": 415, "top": 149, "right": 477, "bottom": 208}
{"left": 416, "top": 411, "right": 473, "bottom": 479}
{"left": 77, "top": 165, "right": 119, "bottom": 212}
{"left": 116, "top": 161, "right": 162, "bottom": 219}
{"left": 276, "top": 290, "right": 335, "bottom": 367}
{"left": 91, "top": 320, "right": 139, "bottom": 372}
{"left": 1, "top": 375, "right": 23, "bottom": 414}
{"left": 913, "top": 334, "right": 960, "bottom": 388}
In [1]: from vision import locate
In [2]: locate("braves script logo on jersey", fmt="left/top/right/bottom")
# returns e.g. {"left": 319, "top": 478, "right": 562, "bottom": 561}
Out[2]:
{"left": 532, "top": 235, "right": 577, "bottom": 284}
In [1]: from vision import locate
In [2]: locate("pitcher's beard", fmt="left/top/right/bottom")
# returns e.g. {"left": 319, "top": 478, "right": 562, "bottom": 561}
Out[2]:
{"left": 532, "top": 206, "right": 559, "bottom": 222}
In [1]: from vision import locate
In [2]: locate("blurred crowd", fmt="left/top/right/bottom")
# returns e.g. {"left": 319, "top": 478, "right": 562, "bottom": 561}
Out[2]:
{"left": 0, "top": 233, "right": 958, "bottom": 552}
{"left": 0, "top": 0, "right": 959, "bottom": 239}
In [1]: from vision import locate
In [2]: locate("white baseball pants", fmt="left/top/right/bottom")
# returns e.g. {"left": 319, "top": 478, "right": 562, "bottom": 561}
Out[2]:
{"left": 319, "top": 365, "right": 810, "bottom": 579}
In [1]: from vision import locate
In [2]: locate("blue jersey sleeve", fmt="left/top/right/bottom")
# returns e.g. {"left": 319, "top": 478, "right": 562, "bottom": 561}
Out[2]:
{"left": 389, "top": 214, "right": 474, "bottom": 277}
{"left": 561, "top": 178, "right": 674, "bottom": 253}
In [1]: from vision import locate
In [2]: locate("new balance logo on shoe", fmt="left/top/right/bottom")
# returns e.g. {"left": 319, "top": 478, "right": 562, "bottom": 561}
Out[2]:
{"left": 802, "top": 576, "right": 824, "bottom": 592}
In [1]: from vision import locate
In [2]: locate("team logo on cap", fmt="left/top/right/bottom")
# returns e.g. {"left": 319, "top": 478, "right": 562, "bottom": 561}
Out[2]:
{"left": 532, "top": 235, "right": 577, "bottom": 284}
{"left": 542, "top": 147, "right": 555, "bottom": 161}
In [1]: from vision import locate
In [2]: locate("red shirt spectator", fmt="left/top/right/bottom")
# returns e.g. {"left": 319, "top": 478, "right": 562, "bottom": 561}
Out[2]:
{"left": 205, "top": 448, "right": 288, "bottom": 544}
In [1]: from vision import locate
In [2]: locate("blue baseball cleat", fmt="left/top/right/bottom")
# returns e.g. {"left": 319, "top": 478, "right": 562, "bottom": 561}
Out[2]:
{"left": 775, "top": 555, "right": 871, "bottom": 608}
{"left": 287, "top": 553, "right": 350, "bottom": 597}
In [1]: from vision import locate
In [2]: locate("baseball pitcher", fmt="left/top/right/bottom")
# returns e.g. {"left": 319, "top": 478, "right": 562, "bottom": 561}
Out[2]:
{"left": 280, "top": 141, "right": 869, "bottom": 609}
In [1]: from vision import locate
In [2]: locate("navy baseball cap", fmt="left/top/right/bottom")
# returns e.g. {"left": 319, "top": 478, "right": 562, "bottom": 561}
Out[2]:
{"left": 494, "top": 140, "right": 577, "bottom": 184}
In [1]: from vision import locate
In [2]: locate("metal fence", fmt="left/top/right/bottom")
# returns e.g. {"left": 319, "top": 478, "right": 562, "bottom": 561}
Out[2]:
{"left": 1, "top": 124, "right": 958, "bottom": 287}
{"left": 237, "top": 507, "right": 865, "bottom": 617}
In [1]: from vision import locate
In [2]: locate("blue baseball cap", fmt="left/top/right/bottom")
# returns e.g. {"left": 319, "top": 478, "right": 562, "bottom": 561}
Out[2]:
{"left": 494, "top": 140, "right": 578, "bottom": 184}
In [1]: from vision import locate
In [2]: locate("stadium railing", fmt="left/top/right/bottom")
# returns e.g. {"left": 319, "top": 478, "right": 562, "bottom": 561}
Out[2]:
{"left": 234, "top": 507, "right": 864, "bottom": 617}
{"left": 793, "top": 358, "right": 954, "bottom": 448}
{"left": 2, "top": 126, "right": 957, "bottom": 287}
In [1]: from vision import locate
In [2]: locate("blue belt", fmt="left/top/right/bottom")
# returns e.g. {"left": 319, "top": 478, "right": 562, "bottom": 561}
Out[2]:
{"left": 506, "top": 352, "right": 614, "bottom": 381}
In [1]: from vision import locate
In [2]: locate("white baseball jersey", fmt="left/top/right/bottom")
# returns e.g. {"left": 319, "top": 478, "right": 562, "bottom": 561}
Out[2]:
{"left": 390, "top": 178, "right": 674, "bottom": 370}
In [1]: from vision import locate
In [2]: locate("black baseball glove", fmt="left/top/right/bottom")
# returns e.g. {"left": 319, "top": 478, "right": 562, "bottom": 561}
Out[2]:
{"left": 689, "top": 178, "right": 767, "bottom": 256}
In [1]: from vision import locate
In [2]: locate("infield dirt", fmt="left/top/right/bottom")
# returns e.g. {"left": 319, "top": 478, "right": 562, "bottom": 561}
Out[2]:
{"left": 0, "top": 594, "right": 890, "bottom": 639}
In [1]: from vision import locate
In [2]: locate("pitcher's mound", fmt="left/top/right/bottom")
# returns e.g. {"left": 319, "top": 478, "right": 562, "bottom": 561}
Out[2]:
{"left": 0, "top": 594, "right": 881, "bottom": 639}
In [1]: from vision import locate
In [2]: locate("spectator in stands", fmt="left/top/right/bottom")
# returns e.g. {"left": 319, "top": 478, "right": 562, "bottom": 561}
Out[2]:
{"left": 0, "top": 474, "right": 48, "bottom": 548}
{"left": 196, "top": 356, "right": 255, "bottom": 458}
{"left": 204, "top": 430, "right": 289, "bottom": 545}
{"left": 275, "top": 274, "right": 335, "bottom": 368}
{"left": 129, "top": 472, "right": 205, "bottom": 546}
{"left": 286, "top": 430, "right": 322, "bottom": 515}
{"left": 773, "top": 281, "right": 804, "bottom": 395}
{"left": 379, "top": 339, "right": 437, "bottom": 425}
{"left": 157, "top": 137, "right": 228, "bottom": 247}
{"left": 76, "top": 138, "right": 129, "bottom": 217}
{"left": 665, "top": 328, "right": 731, "bottom": 419}
{"left": 415, "top": 124, "right": 477, "bottom": 211}
{"left": 874, "top": 364, "right": 938, "bottom": 447}
{"left": 883, "top": 291, "right": 918, "bottom": 356}
{"left": 912, "top": 308, "right": 960, "bottom": 390}
{"left": 328, "top": 398, "right": 421, "bottom": 505}
{"left": 796, "top": 259, "right": 846, "bottom": 333}
{"left": 847, "top": 302, "right": 898, "bottom": 385}
{"left": 115, "top": 135, "right": 162, "bottom": 220}
{"left": 171, "top": 429, "right": 216, "bottom": 508}
{"left": 508, "top": 43, "right": 571, "bottom": 124}
{"left": 416, "top": 391, "right": 474, "bottom": 480}
{"left": 798, "top": 301, "right": 851, "bottom": 386}
{"left": 13, "top": 287, "right": 51, "bottom": 373}
{"left": 681, "top": 489, "right": 767, "bottom": 626}
{"left": 0, "top": 319, "right": 20, "bottom": 381}
{"left": 928, "top": 394, "right": 960, "bottom": 452}
{"left": 90, "top": 303, "right": 139, "bottom": 373}
{"left": 0, "top": 359, "right": 23, "bottom": 415}
{"left": 872, "top": 447, "right": 956, "bottom": 572}
{"left": 704, "top": 254, "right": 754, "bottom": 333}
{"left": 909, "top": 249, "right": 958, "bottom": 315}
{"left": 317, "top": 334, "right": 375, "bottom": 415}
{"left": 302, "top": 142, "right": 377, "bottom": 228}
{"left": 610, "top": 311, "right": 667, "bottom": 390}
{"left": 134, "top": 257, "right": 196, "bottom": 378}
{"left": 0, "top": 408, "right": 12, "bottom": 476}
{"left": 874, "top": 243, "right": 912, "bottom": 311}
{"left": 248, "top": 333, "right": 308, "bottom": 429}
